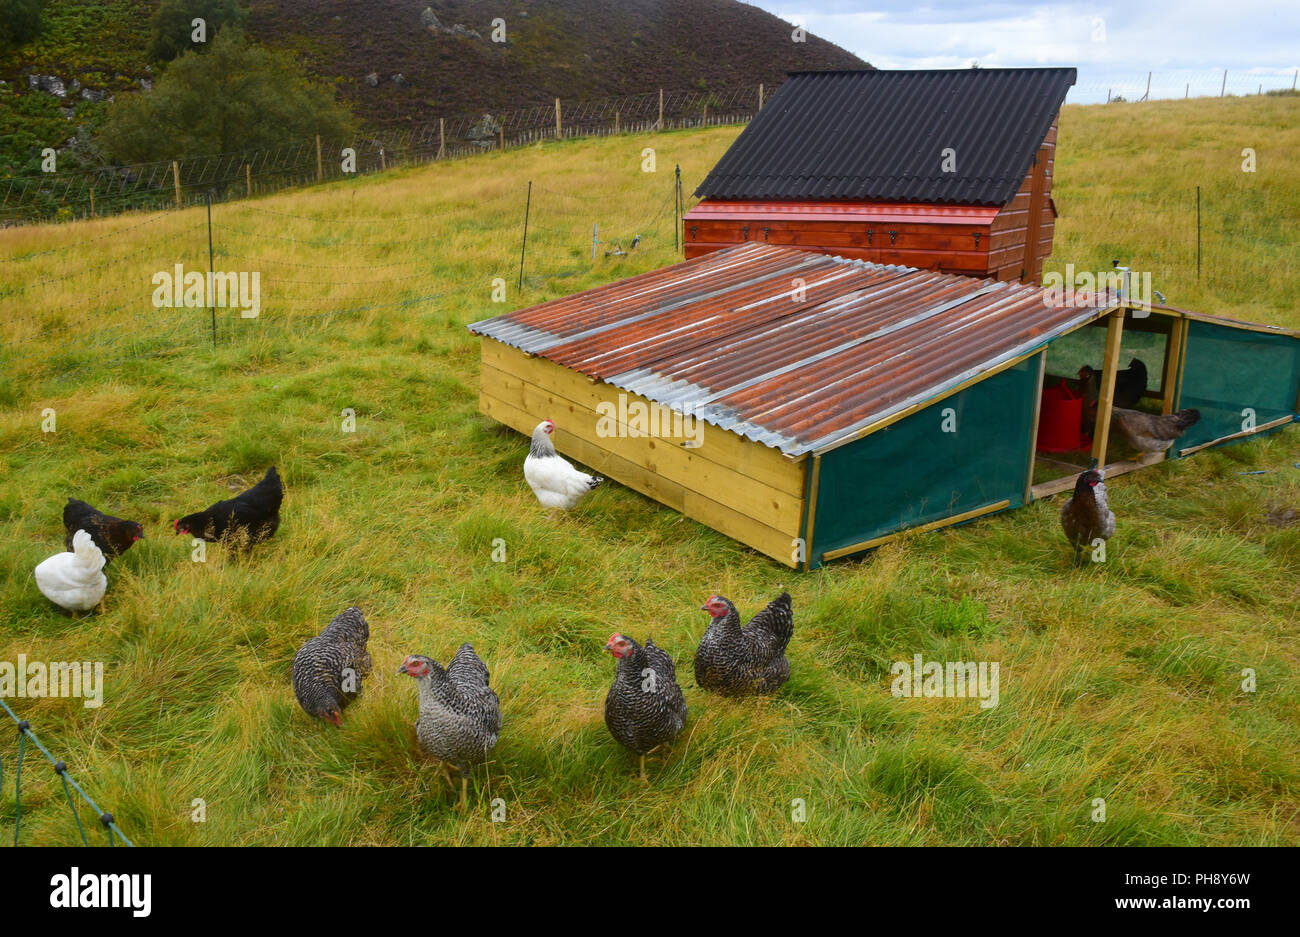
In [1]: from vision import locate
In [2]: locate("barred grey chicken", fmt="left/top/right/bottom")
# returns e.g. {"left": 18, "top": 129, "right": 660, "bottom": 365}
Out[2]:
{"left": 291, "top": 606, "right": 373, "bottom": 726}
{"left": 603, "top": 633, "right": 688, "bottom": 782}
{"left": 695, "top": 593, "right": 794, "bottom": 696}
{"left": 397, "top": 644, "right": 501, "bottom": 808}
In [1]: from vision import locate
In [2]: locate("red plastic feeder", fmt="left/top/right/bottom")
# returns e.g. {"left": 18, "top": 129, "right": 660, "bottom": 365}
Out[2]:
{"left": 1037, "top": 379, "right": 1090, "bottom": 453}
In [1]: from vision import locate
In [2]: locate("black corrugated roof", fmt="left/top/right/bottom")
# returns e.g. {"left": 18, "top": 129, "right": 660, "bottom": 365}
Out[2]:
{"left": 695, "top": 68, "right": 1077, "bottom": 206}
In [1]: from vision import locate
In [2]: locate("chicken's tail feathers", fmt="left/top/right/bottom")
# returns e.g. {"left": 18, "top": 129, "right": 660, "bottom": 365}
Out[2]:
{"left": 448, "top": 642, "right": 492, "bottom": 688}
{"left": 1175, "top": 408, "right": 1201, "bottom": 429}
{"left": 588, "top": 476, "right": 604, "bottom": 490}
{"left": 745, "top": 592, "right": 795, "bottom": 647}
{"left": 70, "top": 529, "right": 105, "bottom": 570}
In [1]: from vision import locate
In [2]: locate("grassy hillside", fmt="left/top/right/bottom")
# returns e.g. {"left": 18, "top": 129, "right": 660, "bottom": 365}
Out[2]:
{"left": 0, "top": 95, "right": 1297, "bottom": 846}
{"left": 0, "top": 0, "right": 865, "bottom": 177}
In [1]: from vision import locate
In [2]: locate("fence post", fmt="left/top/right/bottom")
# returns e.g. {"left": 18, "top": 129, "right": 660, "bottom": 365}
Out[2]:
{"left": 1142, "top": 72, "right": 1151, "bottom": 102}
{"left": 1294, "top": 68, "right": 1298, "bottom": 90}
{"left": 1185, "top": 82, "right": 1189, "bottom": 99}
{"left": 675, "top": 164, "right": 681, "bottom": 253}
{"left": 206, "top": 192, "right": 216, "bottom": 348}
{"left": 500, "top": 124, "right": 505, "bottom": 150}
{"left": 758, "top": 83, "right": 764, "bottom": 110}
{"left": 555, "top": 98, "right": 562, "bottom": 138}
{"left": 1221, "top": 70, "right": 1227, "bottom": 96}
{"left": 380, "top": 146, "right": 386, "bottom": 171}
{"left": 246, "top": 163, "right": 251, "bottom": 197}
{"left": 439, "top": 118, "right": 445, "bottom": 158}
{"left": 614, "top": 110, "right": 620, "bottom": 134}
{"left": 89, "top": 187, "right": 95, "bottom": 218}
{"left": 518, "top": 180, "right": 532, "bottom": 290}
{"left": 172, "top": 160, "right": 181, "bottom": 209}
{"left": 658, "top": 89, "right": 663, "bottom": 130}
{"left": 316, "top": 135, "right": 323, "bottom": 181}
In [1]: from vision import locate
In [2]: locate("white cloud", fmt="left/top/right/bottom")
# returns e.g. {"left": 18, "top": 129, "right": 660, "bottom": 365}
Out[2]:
{"left": 757, "top": 1, "right": 1300, "bottom": 101}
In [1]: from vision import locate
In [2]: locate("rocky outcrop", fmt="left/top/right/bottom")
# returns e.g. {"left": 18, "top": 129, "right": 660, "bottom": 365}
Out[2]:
{"left": 422, "top": 7, "right": 481, "bottom": 40}
{"left": 28, "top": 74, "right": 67, "bottom": 97}
{"left": 464, "top": 113, "right": 501, "bottom": 146}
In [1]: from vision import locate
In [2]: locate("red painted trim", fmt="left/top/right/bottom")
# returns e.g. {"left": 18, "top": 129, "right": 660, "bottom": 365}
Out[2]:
{"left": 684, "top": 199, "right": 999, "bottom": 225}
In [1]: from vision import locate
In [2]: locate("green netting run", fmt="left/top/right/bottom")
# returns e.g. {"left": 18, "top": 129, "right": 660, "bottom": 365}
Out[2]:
{"left": 1176, "top": 320, "right": 1300, "bottom": 454}
{"left": 809, "top": 354, "right": 1041, "bottom": 567}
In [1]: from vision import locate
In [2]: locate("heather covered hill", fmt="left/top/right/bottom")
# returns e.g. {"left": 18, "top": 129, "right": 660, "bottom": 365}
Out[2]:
{"left": 250, "top": 0, "right": 868, "bottom": 124}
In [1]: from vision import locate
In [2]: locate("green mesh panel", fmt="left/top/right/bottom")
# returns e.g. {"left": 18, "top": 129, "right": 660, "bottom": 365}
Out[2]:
{"left": 1175, "top": 321, "right": 1300, "bottom": 453}
{"left": 810, "top": 355, "right": 1040, "bottom": 566}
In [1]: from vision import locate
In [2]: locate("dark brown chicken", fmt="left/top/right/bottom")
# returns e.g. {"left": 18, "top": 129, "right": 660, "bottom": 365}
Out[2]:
{"left": 1108, "top": 406, "right": 1201, "bottom": 454}
{"left": 1060, "top": 469, "right": 1116, "bottom": 565}
{"left": 174, "top": 467, "right": 283, "bottom": 544}
{"left": 63, "top": 498, "right": 144, "bottom": 561}
{"left": 695, "top": 592, "right": 794, "bottom": 696}
{"left": 603, "top": 633, "right": 688, "bottom": 782}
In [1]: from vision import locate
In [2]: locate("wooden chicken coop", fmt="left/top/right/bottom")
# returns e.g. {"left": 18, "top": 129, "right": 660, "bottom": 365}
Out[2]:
{"left": 684, "top": 68, "right": 1077, "bottom": 283}
{"left": 469, "top": 243, "right": 1300, "bottom": 569}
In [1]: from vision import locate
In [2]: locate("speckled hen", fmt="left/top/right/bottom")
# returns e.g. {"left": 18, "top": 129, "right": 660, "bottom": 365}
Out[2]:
{"left": 1059, "top": 468, "right": 1116, "bottom": 565}
{"left": 292, "top": 606, "right": 373, "bottom": 726}
{"left": 397, "top": 644, "right": 501, "bottom": 807}
{"left": 695, "top": 592, "right": 794, "bottom": 696}
{"left": 603, "top": 633, "right": 688, "bottom": 781}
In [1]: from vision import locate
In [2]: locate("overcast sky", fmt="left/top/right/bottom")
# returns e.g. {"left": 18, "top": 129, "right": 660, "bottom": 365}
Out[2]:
{"left": 752, "top": 1, "right": 1300, "bottom": 103}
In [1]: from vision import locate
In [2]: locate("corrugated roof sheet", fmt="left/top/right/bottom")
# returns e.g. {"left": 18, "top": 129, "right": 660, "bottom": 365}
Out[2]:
{"left": 695, "top": 68, "right": 1077, "bottom": 206}
{"left": 468, "top": 243, "right": 1103, "bottom": 456}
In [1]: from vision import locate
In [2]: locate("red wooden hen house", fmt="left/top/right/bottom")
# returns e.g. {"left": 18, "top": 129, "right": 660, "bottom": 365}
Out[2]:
{"left": 684, "top": 68, "right": 1077, "bottom": 283}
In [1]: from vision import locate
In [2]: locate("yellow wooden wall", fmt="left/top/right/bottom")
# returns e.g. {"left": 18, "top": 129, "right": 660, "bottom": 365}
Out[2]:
{"left": 479, "top": 339, "right": 808, "bottom": 566}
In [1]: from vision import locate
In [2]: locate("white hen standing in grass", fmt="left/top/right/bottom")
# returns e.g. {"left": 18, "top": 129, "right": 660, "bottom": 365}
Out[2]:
{"left": 34, "top": 529, "right": 107, "bottom": 612}
{"left": 523, "top": 419, "right": 603, "bottom": 510}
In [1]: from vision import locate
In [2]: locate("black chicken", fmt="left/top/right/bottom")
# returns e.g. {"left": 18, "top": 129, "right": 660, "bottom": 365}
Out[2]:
{"left": 291, "top": 606, "right": 373, "bottom": 726}
{"left": 695, "top": 593, "right": 794, "bottom": 696}
{"left": 63, "top": 498, "right": 144, "bottom": 561}
{"left": 174, "top": 467, "right": 283, "bottom": 544}
{"left": 1059, "top": 469, "right": 1116, "bottom": 565}
{"left": 1078, "top": 358, "right": 1148, "bottom": 411}
{"left": 397, "top": 644, "right": 501, "bottom": 808}
{"left": 603, "top": 633, "right": 687, "bottom": 782}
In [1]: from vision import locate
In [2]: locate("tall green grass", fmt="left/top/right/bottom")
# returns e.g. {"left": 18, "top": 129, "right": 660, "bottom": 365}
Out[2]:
{"left": 0, "top": 97, "right": 1297, "bottom": 846}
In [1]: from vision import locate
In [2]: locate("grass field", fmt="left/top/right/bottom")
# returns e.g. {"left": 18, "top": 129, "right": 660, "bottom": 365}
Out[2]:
{"left": 1, "top": 94, "right": 1298, "bottom": 846}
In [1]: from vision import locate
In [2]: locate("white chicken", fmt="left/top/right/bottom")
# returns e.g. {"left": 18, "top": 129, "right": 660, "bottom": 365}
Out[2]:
{"left": 34, "top": 529, "right": 107, "bottom": 612}
{"left": 523, "top": 419, "right": 603, "bottom": 510}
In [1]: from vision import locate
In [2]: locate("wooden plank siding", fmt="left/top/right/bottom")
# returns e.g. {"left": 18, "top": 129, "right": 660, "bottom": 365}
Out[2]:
{"left": 683, "top": 113, "right": 1062, "bottom": 285}
{"left": 479, "top": 339, "right": 807, "bottom": 566}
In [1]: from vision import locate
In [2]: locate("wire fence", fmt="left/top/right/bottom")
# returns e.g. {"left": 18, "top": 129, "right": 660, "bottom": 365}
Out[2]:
{"left": 0, "top": 147, "right": 691, "bottom": 383}
{"left": 1066, "top": 68, "right": 1299, "bottom": 105}
{"left": 1, "top": 697, "right": 134, "bottom": 846}
{"left": 0, "top": 83, "right": 771, "bottom": 227}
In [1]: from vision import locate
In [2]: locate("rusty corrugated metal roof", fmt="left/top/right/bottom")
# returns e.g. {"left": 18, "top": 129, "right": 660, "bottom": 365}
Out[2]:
{"left": 695, "top": 68, "right": 1076, "bottom": 206}
{"left": 468, "top": 243, "right": 1103, "bottom": 456}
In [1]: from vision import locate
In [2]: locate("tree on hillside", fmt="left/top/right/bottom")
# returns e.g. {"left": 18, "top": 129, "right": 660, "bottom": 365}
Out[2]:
{"left": 97, "top": 30, "right": 355, "bottom": 164}
{"left": 0, "top": 0, "right": 43, "bottom": 51}
{"left": 149, "top": 0, "right": 246, "bottom": 62}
